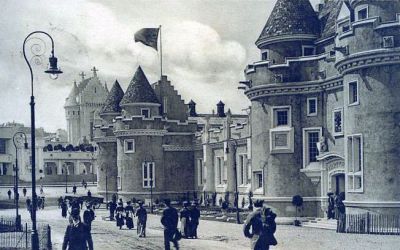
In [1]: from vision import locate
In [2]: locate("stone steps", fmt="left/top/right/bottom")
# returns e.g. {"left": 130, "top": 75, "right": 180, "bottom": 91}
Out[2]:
{"left": 302, "top": 218, "right": 337, "bottom": 231}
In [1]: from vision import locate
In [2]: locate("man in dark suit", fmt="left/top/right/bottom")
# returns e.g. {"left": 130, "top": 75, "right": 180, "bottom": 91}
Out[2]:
{"left": 161, "top": 199, "right": 179, "bottom": 250}
{"left": 243, "top": 199, "right": 266, "bottom": 250}
{"left": 62, "top": 208, "right": 93, "bottom": 250}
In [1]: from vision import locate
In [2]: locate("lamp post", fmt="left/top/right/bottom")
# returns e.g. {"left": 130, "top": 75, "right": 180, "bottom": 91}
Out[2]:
{"left": 23, "top": 31, "right": 63, "bottom": 250}
{"left": 12, "top": 132, "right": 28, "bottom": 231}
{"left": 64, "top": 164, "right": 68, "bottom": 193}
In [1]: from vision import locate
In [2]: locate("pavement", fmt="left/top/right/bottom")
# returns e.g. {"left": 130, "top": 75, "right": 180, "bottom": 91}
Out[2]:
{"left": 1, "top": 206, "right": 399, "bottom": 250}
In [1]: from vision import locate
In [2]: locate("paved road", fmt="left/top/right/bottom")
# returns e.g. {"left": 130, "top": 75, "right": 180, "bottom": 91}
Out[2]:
{"left": 1, "top": 207, "right": 399, "bottom": 250}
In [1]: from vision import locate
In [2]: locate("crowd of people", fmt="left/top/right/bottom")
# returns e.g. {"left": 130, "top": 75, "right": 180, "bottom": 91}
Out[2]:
{"left": 327, "top": 192, "right": 346, "bottom": 220}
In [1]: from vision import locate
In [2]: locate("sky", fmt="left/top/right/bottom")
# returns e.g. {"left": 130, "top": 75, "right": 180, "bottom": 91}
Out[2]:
{"left": 0, "top": 0, "right": 320, "bottom": 132}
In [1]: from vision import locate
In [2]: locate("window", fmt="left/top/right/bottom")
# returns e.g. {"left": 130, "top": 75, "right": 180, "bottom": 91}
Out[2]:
{"left": 141, "top": 108, "right": 150, "bottom": 118}
{"left": 254, "top": 171, "right": 263, "bottom": 189}
{"left": 347, "top": 135, "right": 363, "bottom": 192}
{"left": 272, "top": 106, "right": 291, "bottom": 127}
{"left": 357, "top": 6, "right": 368, "bottom": 20}
{"left": 216, "top": 157, "right": 223, "bottom": 185}
{"left": 261, "top": 50, "right": 269, "bottom": 60}
{"left": 302, "top": 46, "right": 316, "bottom": 56}
{"left": 124, "top": 139, "right": 135, "bottom": 153}
{"left": 307, "top": 97, "right": 318, "bottom": 116}
{"left": 142, "top": 162, "right": 155, "bottom": 188}
{"left": 163, "top": 97, "right": 168, "bottom": 114}
{"left": 302, "top": 127, "right": 322, "bottom": 168}
{"left": 349, "top": 81, "right": 359, "bottom": 105}
{"left": 333, "top": 108, "right": 344, "bottom": 136}
{"left": 270, "top": 127, "right": 294, "bottom": 153}
{"left": 117, "top": 176, "right": 122, "bottom": 190}
{"left": 383, "top": 36, "right": 394, "bottom": 48}
{"left": 0, "top": 139, "right": 6, "bottom": 154}
{"left": 239, "top": 155, "right": 247, "bottom": 185}
{"left": 197, "top": 158, "right": 204, "bottom": 185}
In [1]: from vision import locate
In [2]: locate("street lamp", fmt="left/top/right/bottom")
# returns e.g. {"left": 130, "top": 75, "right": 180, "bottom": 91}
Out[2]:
{"left": 23, "top": 31, "right": 63, "bottom": 250}
{"left": 226, "top": 138, "right": 241, "bottom": 224}
{"left": 12, "top": 131, "right": 28, "bottom": 231}
{"left": 64, "top": 164, "right": 68, "bottom": 193}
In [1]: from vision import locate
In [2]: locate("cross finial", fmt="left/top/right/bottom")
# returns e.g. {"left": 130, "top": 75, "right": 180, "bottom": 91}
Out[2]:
{"left": 91, "top": 67, "right": 98, "bottom": 77}
{"left": 79, "top": 72, "right": 86, "bottom": 80}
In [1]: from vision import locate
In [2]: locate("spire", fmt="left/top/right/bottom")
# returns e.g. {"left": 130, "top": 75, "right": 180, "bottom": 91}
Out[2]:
{"left": 99, "top": 80, "right": 124, "bottom": 114}
{"left": 91, "top": 66, "right": 98, "bottom": 78}
{"left": 79, "top": 72, "right": 86, "bottom": 81}
{"left": 120, "top": 66, "right": 159, "bottom": 105}
{"left": 104, "top": 82, "right": 109, "bottom": 93}
{"left": 256, "top": 0, "right": 319, "bottom": 48}
{"left": 64, "top": 81, "right": 79, "bottom": 107}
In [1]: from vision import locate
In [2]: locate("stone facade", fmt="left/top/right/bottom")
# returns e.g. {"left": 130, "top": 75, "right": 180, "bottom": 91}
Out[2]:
{"left": 242, "top": 0, "right": 400, "bottom": 216}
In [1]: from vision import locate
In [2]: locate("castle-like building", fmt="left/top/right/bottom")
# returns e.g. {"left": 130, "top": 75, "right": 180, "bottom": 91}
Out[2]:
{"left": 242, "top": 0, "right": 400, "bottom": 216}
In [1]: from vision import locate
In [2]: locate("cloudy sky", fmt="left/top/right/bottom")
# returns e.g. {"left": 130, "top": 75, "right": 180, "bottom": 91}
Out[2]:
{"left": 0, "top": 0, "right": 320, "bottom": 132}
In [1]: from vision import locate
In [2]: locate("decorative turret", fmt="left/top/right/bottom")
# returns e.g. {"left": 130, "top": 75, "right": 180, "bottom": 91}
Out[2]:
{"left": 217, "top": 101, "right": 225, "bottom": 117}
{"left": 104, "top": 82, "right": 109, "bottom": 93}
{"left": 256, "top": 0, "right": 319, "bottom": 49}
{"left": 188, "top": 100, "right": 197, "bottom": 117}
{"left": 64, "top": 81, "right": 79, "bottom": 107}
{"left": 99, "top": 80, "right": 124, "bottom": 122}
{"left": 120, "top": 66, "right": 159, "bottom": 105}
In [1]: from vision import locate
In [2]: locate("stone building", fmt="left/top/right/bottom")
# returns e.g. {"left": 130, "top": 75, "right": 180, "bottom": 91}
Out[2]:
{"left": 65, "top": 67, "right": 108, "bottom": 145}
{"left": 242, "top": 0, "right": 400, "bottom": 217}
{"left": 94, "top": 66, "right": 198, "bottom": 201}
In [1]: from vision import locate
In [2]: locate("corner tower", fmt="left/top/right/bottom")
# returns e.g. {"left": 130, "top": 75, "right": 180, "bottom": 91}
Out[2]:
{"left": 65, "top": 81, "right": 80, "bottom": 145}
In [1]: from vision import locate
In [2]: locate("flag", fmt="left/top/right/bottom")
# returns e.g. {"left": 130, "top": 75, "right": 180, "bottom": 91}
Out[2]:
{"left": 134, "top": 28, "right": 160, "bottom": 51}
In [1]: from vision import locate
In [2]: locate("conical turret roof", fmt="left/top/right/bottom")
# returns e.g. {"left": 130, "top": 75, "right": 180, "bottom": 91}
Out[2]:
{"left": 64, "top": 81, "right": 79, "bottom": 107}
{"left": 99, "top": 80, "right": 124, "bottom": 114}
{"left": 256, "top": 0, "right": 319, "bottom": 48}
{"left": 120, "top": 66, "right": 159, "bottom": 105}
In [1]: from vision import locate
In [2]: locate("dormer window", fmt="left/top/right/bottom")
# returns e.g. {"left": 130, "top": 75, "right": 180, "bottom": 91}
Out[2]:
{"left": 302, "top": 46, "right": 315, "bottom": 56}
{"left": 141, "top": 108, "right": 150, "bottom": 118}
{"left": 356, "top": 6, "right": 368, "bottom": 21}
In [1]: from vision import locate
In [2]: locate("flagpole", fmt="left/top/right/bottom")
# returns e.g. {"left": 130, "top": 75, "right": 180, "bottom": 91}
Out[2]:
{"left": 159, "top": 25, "right": 163, "bottom": 79}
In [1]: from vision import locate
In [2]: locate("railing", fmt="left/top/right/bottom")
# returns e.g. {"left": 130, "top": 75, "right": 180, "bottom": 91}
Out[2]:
{"left": 0, "top": 217, "right": 52, "bottom": 249}
{"left": 337, "top": 213, "right": 400, "bottom": 235}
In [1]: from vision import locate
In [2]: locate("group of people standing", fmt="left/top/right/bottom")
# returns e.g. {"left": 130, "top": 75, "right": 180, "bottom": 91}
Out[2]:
{"left": 327, "top": 192, "right": 346, "bottom": 219}
{"left": 179, "top": 201, "right": 200, "bottom": 239}
{"left": 109, "top": 199, "right": 148, "bottom": 237}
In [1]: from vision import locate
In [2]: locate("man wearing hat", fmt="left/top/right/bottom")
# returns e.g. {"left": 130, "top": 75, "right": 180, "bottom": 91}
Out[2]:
{"left": 179, "top": 201, "right": 191, "bottom": 238}
{"left": 62, "top": 208, "right": 93, "bottom": 250}
{"left": 161, "top": 199, "right": 179, "bottom": 250}
{"left": 136, "top": 201, "right": 147, "bottom": 237}
{"left": 189, "top": 201, "right": 200, "bottom": 239}
{"left": 243, "top": 199, "right": 268, "bottom": 250}
{"left": 83, "top": 203, "right": 95, "bottom": 231}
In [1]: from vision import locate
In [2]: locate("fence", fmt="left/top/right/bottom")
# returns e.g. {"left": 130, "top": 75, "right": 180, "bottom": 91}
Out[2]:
{"left": 0, "top": 217, "right": 52, "bottom": 249}
{"left": 337, "top": 213, "right": 400, "bottom": 235}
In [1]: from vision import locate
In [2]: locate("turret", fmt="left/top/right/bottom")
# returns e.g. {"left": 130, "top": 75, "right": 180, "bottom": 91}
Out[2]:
{"left": 216, "top": 101, "right": 225, "bottom": 117}
{"left": 188, "top": 100, "right": 197, "bottom": 117}
{"left": 99, "top": 80, "right": 124, "bottom": 123}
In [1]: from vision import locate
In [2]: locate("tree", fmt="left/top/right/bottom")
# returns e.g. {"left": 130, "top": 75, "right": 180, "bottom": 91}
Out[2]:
{"left": 46, "top": 144, "right": 53, "bottom": 151}
{"left": 65, "top": 144, "right": 74, "bottom": 151}
{"left": 292, "top": 195, "right": 303, "bottom": 226}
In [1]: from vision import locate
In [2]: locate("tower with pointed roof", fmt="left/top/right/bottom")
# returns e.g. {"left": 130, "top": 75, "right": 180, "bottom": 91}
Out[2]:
{"left": 242, "top": 0, "right": 400, "bottom": 219}
{"left": 64, "top": 68, "right": 108, "bottom": 145}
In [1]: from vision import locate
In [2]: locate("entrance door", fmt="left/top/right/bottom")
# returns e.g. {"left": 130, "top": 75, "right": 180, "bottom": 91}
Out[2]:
{"left": 334, "top": 174, "right": 345, "bottom": 196}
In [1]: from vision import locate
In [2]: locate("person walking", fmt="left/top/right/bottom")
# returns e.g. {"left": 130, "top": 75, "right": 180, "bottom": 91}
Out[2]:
{"left": 161, "top": 199, "right": 180, "bottom": 250}
{"left": 261, "top": 207, "right": 277, "bottom": 249}
{"left": 7, "top": 189, "right": 11, "bottom": 199}
{"left": 62, "top": 208, "right": 94, "bottom": 250}
{"left": 72, "top": 185, "right": 77, "bottom": 195}
{"left": 87, "top": 190, "right": 92, "bottom": 197}
{"left": 189, "top": 201, "right": 200, "bottom": 239}
{"left": 136, "top": 201, "right": 147, "bottom": 237}
{"left": 22, "top": 187, "right": 27, "bottom": 197}
{"left": 243, "top": 199, "right": 268, "bottom": 250}
{"left": 115, "top": 202, "right": 125, "bottom": 229}
{"left": 327, "top": 192, "right": 335, "bottom": 219}
{"left": 40, "top": 185, "right": 44, "bottom": 195}
{"left": 58, "top": 196, "right": 63, "bottom": 208}
{"left": 179, "top": 201, "right": 191, "bottom": 238}
{"left": 61, "top": 199, "right": 68, "bottom": 218}
{"left": 125, "top": 201, "right": 134, "bottom": 230}
{"left": 108, "top": 200, "right": 117, "bottom": 221}
{"left": 83, "top": 203, "right": 95, "bottom": 231}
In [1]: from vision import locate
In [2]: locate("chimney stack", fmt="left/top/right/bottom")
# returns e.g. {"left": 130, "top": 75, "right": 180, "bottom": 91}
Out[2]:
{"left": 188, "top": 100, "right": 197, "bottom": 117}
{"left": 217, "top": 101, "right": 226, "bottom": 117}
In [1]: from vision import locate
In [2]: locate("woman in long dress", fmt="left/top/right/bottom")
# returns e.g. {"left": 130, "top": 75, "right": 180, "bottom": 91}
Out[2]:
{"left": 125, "top": 201, "right": 134, "bottom": 230}
{"left": 116, "top": 202, "right": 125, "bottom": 229}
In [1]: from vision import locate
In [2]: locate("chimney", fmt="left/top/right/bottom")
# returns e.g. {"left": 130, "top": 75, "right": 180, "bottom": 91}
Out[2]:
{"left": 217, "top": 101, "right": 226, "bottom": 117}
{"left": 188, "top": 100, "right": 197, "bottom": 117}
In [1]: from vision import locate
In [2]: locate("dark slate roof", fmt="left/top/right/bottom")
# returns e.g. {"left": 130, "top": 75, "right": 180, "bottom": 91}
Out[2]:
{"left": 99, "top": 80, "right": 124, "bottom": 114}
{"left": 319, "top": 0, "right": 344, "bottom": 40}
{"left": 256, "top": 0, "right": 320, "bottom": 46}
{"left": 188, "top": 100, "right": 196, "bottom": 105}
{"left": 120, "top": 66, "right": 159, "bottom": 105}
{"left": 65, "top": 81, "right": 79, "bottom": 107}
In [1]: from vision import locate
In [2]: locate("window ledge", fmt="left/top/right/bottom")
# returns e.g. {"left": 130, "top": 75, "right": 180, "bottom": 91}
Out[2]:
{"left": 253, "top": 188, "right": 263, "bottom": 195}
{"left": 348, "top": 102, "right": 360, "bottom": 107}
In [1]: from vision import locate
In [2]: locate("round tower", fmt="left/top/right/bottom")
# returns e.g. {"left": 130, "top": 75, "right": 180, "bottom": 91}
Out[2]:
{"left": 64, "top": 81, "right": 80, "bottom": 145}
{"left": 96, "top": 80, "right": 125, "bottom": 202}
{"left": 336, "top": 0, "right": 400, "bottom": 215}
